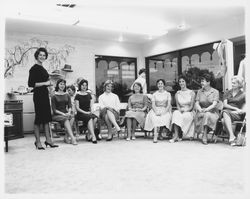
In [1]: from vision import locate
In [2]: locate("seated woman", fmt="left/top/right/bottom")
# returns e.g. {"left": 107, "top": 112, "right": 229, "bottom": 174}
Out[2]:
{"left": 124, "top": 82, "right": 148, "bottom": 141}
{"left": 67, "top": 84, "right": 78, "bottom": 137}
{"left": 98, "top": 80, "right": 121, "bottom": 141}
{"left": 194, "top": 73, "right": 219, "bottom": 145}
{"left": 144, "top": 79, "right": 172, "bottom": 143}
{"left": 75, "top": 79, "right": 98, "bottom": 144}
{"left": 51, "top": 79, "right": 77, "bottom": 145}
{"left": 221, "top": 76, "right": 245, "bottom": 146}
{"left": 169, "top": 75, "right": 196, "bottom": 143}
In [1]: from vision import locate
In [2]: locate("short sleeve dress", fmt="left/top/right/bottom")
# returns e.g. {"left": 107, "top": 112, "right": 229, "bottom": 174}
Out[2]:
{"left": 51, "top": 93, "right": 72, "bottom": 125}
{"left": 195, "top": 87, "right": 220, "bottom": 133}
{"left": 222, "top": 89, "right": 245, "bottom": 121}
{"left": 75, "top": 93, "right": 97, "bottom": 126}
{"left": 124, "top": 94, "right": 148, "bottom": 128}
{"left": 171, "top": 89, "right": 195, "bottom": 138}
{"left": 144, "top": 90, "right": 172, "bottom": 131}
{"left": 28, "top": 64, "right": 52, "bottom": 124}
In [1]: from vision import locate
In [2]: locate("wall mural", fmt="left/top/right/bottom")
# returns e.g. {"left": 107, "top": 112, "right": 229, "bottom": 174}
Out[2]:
{"left": 4, "top": 37, "right": 75, "bottom": 78}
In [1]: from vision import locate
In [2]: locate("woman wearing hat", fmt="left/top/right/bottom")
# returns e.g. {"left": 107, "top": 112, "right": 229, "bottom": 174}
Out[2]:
{"left": 194, "top": 73, "right": 220, "bottom": 145}
{"left": 28, "top": 47, "right": 58, "bottom": 149}
{"left": 98, "top": 80, "right": 121, "bottom": 141}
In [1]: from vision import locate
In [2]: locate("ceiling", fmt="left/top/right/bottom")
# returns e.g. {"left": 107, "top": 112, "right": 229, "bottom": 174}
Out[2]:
{"left": 4, "top": 0, "right": 246, "bottom": 44}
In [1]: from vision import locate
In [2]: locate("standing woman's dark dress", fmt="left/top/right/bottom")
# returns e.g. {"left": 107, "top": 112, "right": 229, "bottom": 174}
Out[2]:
{"left": 28, "top": 64, "right": 52, "bottom": 124}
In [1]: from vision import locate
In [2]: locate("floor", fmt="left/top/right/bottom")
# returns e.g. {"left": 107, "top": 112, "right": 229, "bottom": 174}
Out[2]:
{"left": 4, "top": 132, "right": 249, "bottom": 198}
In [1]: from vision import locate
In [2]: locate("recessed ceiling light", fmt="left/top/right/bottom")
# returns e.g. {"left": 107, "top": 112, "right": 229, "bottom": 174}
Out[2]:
{"left": 178, "top": 24, "right": 186, "bottom": 30}
{"left": 118, "top": 35, "right": 123, "bottom": 42}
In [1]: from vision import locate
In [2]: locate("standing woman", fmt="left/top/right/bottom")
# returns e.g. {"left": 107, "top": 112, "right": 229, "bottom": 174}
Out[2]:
{"left": 125, "top": 82, "right": 148, "bottom": 141}
{"left": 169, "top": 75, "right": 196, "bottom": 143}
{"left": 75, "top": 79, "right": 98, "bottom": 144}
{"left": 51, "top": 79, "right": 78, "bottom": 145}
{"left": 144, "top": 79, "right": 172, "bottom": 143}
{"left": 28, "top": 47, "right": 58, "bottom": 149}
{"left": 98, "top": 80, "right": 121, "bottom": 141}
{"left": 194, "top": 73, "right": 220, "bottom": 145}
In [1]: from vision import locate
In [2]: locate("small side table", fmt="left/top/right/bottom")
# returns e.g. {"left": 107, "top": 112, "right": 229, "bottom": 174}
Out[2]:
{"left": 4, "top": 124, "right": 14, "bottom": 152}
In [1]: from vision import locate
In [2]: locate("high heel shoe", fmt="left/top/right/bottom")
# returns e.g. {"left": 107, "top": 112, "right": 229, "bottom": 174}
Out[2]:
{"left": 92, "top": 139, "right": 97, "bottom": 144}
{"left": 201, "top": 137, "right": 208, "bottom": 145}
{"left": 106, "top": 134, "right": 113, "bottom": 141}
{"left": 153, "top": 137, "right": 158, "bottom": 143}
{"left": 34, "top": 142, "right": 45, "bottom": 150}
{"left": 71, "top": 139, "right": 78, "bottom": 145}
{"left": 44, "top": 141, "right": 59, "bottom": 148}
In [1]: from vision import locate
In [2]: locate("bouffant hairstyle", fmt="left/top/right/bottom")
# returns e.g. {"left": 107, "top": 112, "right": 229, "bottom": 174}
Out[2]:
{"left": 232, "top": 75, "right": 244, "bottom": 88}
{"left": 178, "top": 75, "right": 189, "bottom": 84}
{"left": 132, "top": 82, "right": 143, "bottom": 93}
{"left": 66, "top": 84, "right": 76, "bottom": 93}
{"left": 103, "top": 80, "right": 113, "bottom": 92}
{"left": 200, "top": 72, "right": 216, "bottom": 87}
{"left": 138, "top": 68, "right": 146, "bottom": 75}
{"left": 201, "top": 73, "right": 212, "bottom": 82}
{"left": 55, "top": 79, "right": 66, "bottom": 92}
{"left": 156, "top": 79, "right": 166, "bottom": 86}
{"left": 78, "top": 79, "right": 88, "bottom": 91}
{"left": 34, "top": 47, "right": 48, "bottom": 60}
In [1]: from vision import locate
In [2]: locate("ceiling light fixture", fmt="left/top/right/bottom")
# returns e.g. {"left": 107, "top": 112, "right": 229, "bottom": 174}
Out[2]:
{"left": 72, "top": 20, "right": 80, "bottom": 26}
{"left": 118, "top": 35, "right": 123, "bottom": 42}
{"left": 177, "top": 24, "right": 186, "bottom": 30}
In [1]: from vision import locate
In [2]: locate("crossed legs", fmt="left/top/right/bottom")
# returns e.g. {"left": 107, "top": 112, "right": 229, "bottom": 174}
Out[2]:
{"left": 104, "top": 110, "right": 121, "bottom": 139}
{"left": 222, "top": 112, "right": 236, "bottom": 142}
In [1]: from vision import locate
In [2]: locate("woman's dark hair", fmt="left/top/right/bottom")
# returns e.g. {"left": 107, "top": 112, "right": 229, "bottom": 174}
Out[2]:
{"left": 78, "top": 79, "right": 88, "bottom": 91}
{"left": 138, "top": 68, "right": 146, "bottom": 75}
{"left": 66, "top": 84, "right": 76, "bottom": 93}
{"left": 178, "top": 75, "right": 189, "bottom": 84}
{"left": 200, "top": 72, "right": 216, "bottom": 87}
{"left": 34, "top": 47, "right": 48, "bottom": 60}
{"left": 55, "top": 79, "right": 66, "bottom": 92}
{"left": 133, "top": 82, "right": 143, "bottom": 93}
{"left": 156, "top": 79, "right": 166, "bottom": 86}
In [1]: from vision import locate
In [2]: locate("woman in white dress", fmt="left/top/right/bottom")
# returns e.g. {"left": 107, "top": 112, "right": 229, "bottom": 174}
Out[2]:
{"left": 169, "top": 75, "right": 195, "bottom": 143}
{"left": 98, "top": 80, "right": 121, "bottom": 141}
{"left": 144, "top": 79, "right": 172, "bottom": 143}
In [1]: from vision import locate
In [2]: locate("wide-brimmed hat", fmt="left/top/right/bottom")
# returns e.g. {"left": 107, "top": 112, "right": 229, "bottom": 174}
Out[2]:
{"left": 62, "top": 64, "right": 73, "bottom": 72}
{"left": 49, "top": 69, "right": 63, "bottom": 77}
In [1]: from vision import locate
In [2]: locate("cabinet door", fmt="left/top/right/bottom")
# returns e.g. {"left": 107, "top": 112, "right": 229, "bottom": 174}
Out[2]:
{"left": 5, "top": 110, "right": 24, "bottom": 140}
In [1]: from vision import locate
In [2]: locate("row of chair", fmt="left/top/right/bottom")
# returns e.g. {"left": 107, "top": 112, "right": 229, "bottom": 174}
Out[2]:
{"left": 49, "top": 101, "right": 246, "bottom": 145}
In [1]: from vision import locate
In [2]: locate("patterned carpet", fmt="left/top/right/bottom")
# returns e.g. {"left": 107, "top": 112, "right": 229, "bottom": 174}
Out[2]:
{"left": 4, "top": 133, "right": 248, "bottom": 198}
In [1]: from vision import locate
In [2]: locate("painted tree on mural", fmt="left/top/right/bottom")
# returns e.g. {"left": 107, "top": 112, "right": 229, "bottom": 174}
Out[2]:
{"left": 4, "top": 37, "right": 75, "bottom": 78}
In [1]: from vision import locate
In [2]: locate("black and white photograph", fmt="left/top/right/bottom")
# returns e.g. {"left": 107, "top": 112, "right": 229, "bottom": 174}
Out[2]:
{"left": 1, "top": 0, "right": 249, "bottom": 199}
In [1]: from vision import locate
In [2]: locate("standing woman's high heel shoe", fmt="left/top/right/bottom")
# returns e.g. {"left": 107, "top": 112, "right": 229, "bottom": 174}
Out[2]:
{"left": 44, "top": 141, "right": 59, "bottom": 148}
{"left": 34, "top": 142, "right": 45, "bottom": 150}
